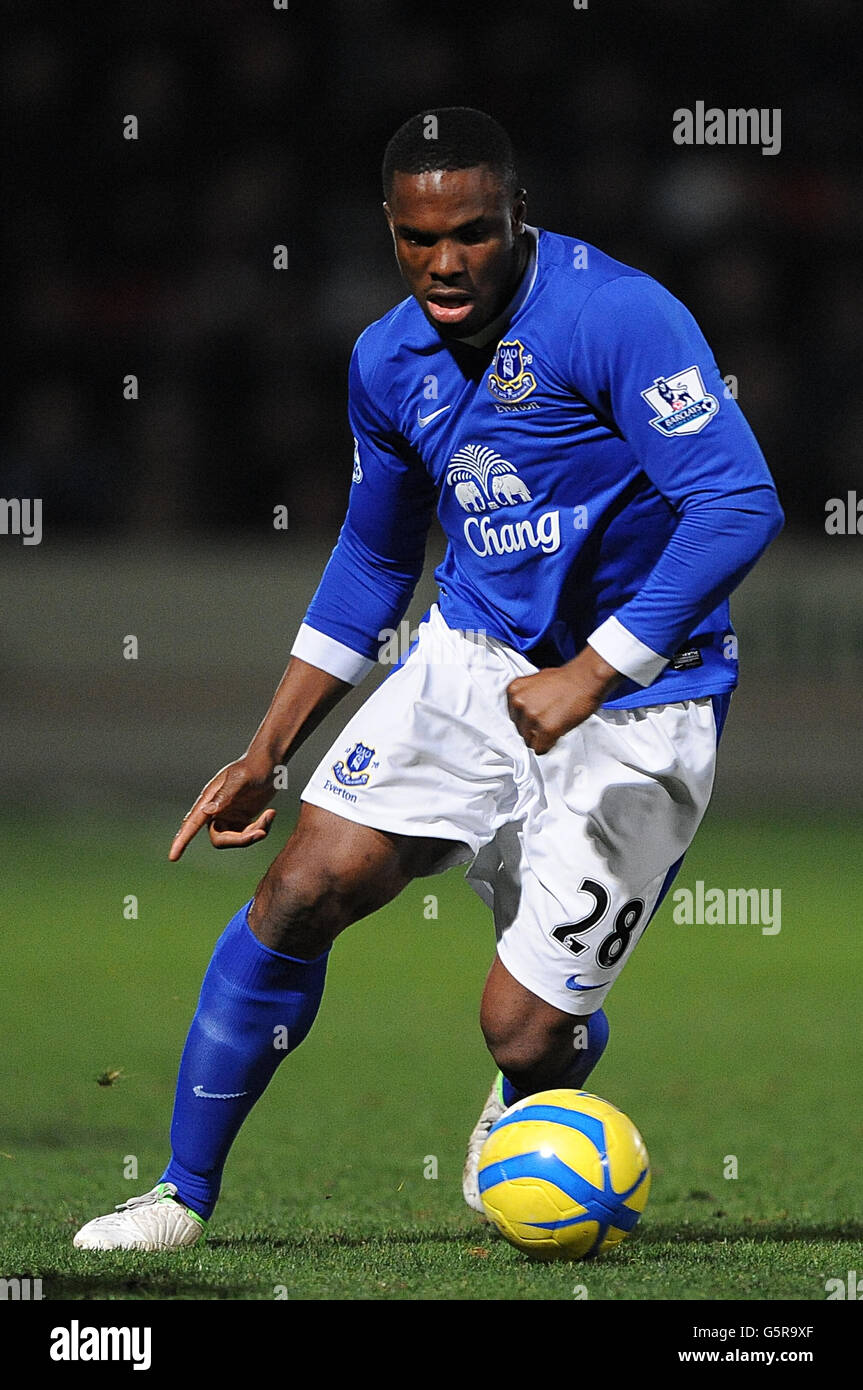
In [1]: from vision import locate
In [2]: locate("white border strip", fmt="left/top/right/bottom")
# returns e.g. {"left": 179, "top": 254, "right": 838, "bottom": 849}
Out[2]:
{"left": 588, "top": 616, "right": 668, "bottom": 687}
{"left": 291, "top": 623, "right": 375, "bottom": 685}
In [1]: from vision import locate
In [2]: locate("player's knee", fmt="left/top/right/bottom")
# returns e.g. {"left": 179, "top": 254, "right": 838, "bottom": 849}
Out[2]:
{"left": 249, "top": 849, "right": 376, "bottom": 957}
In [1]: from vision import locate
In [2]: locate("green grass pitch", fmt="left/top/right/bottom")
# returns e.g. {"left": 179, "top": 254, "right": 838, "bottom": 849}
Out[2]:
{"left": 1, "top": 810, "right": 860, "bottom": 1301}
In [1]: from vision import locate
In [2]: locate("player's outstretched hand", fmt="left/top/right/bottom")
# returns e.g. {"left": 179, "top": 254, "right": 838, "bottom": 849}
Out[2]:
{"left": 169, "top": 758, "right": 278, "bottom": 861}
{"left": 506, "top": 646, "right": 622, "bottom": 754}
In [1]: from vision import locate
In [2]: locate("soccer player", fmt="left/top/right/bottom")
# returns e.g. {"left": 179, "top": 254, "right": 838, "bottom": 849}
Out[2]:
{"left": 74, "top": 108, "right": 783, "bottom": 1250}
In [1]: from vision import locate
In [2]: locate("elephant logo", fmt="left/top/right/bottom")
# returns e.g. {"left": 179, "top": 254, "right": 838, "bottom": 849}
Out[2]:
{"left": 446, "top": 444, "right": 532, "bottom": 512}
{"left": 454, "top": 479, "right": 485, "bottom": 511}
{"left": 491, "top": 473, "right": 531, "bottom": 505}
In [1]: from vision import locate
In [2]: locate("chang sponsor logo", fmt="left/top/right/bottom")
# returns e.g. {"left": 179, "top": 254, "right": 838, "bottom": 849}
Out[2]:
{"left": 447, "top": 443, "right": 531, "bottom": 512}
{"left": 464, "top": 508, "right": 561, "bottom": 558}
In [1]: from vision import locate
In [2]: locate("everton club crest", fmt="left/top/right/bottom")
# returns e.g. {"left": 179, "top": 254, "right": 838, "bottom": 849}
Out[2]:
{"left": 486, "top": 339, "right": 537, "bottom": 404}
{"left": 332, "top": 741, "right": 376, "bottom": 787}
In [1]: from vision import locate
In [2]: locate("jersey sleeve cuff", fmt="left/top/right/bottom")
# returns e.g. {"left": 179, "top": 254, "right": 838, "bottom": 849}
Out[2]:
{"left": 587, "top": 617, "right": 669, "bottom": 687}
{"left": 290, "top": 623, "right": 376, "bottom": 685}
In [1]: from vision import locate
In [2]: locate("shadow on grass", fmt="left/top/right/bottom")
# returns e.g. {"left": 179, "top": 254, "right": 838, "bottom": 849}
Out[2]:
{"left": 638, "top": 1219, "right": 863, "bottom": 1246}
{"left": 32, "top": 1219, "right": 863, "bottom": 1299}
{"left": 38, "top": 1227, "right": 489, "bottom": 1300}
{"left": 209, "top": 1216, "right": 863, "bottom": 1251}
{"left": 206, "top": 1225, "right": 475, "bottom": 1251}
{"left": 41, "top": 1275, "right": 248, "bottom": 1301}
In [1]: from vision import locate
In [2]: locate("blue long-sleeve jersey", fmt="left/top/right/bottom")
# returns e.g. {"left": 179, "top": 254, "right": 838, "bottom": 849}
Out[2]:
{"left": 293, "top": 227, "right": 784, "bottom": 708}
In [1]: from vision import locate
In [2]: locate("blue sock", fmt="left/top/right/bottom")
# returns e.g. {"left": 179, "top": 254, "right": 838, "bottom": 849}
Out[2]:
{"left": 160, "top": 900, "right": 328, "bottom": 1220}
{"left": 500, "top": 1008, "right": 609, "bottom": 1108}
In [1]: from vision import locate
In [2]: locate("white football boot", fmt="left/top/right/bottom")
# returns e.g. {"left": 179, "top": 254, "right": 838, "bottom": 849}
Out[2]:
{"left": 462, "top": 1074, "right": 507, "bottom": 1214}
{"left": 73, "top": 1181, "right": 205, "bottom": 1251}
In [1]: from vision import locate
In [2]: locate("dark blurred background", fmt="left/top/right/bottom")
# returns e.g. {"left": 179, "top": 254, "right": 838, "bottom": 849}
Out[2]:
{"left": 5, "top": 0, "right": 862, "bottom": 534}
{"left": 2, "top": 0, "right": 862, "bottom": 811}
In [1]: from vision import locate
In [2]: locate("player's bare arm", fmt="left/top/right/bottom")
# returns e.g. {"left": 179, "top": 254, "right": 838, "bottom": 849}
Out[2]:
{"left": 168, "top": 657, "right": 350, "bottom": 860}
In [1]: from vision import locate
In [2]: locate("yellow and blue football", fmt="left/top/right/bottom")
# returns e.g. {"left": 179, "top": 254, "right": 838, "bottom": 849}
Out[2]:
{"left": 478, "top": 1089, "right": 651, "bottom": 1260}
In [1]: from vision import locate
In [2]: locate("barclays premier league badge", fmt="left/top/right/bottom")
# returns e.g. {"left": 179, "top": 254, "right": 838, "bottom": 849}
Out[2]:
{"left": 641, "top": 365, "right": 719, "bottom": 436}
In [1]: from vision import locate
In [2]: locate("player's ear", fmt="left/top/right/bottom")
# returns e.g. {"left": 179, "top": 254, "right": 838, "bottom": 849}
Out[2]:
{"left": 511, "top": 189, "right": 528, "bottom": 235}
{"left": 383, "top": 201, "right": 395, "bottom": 234}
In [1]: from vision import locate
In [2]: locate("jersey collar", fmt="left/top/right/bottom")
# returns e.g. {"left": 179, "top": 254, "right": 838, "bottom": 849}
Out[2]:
{"left": 453, "top": 225, "right": 540, "bottom": 349}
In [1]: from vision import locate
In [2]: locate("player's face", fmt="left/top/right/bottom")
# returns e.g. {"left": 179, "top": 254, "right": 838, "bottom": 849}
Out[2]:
{"left": 384, "top": 167, "right": 528, "bottom": 339}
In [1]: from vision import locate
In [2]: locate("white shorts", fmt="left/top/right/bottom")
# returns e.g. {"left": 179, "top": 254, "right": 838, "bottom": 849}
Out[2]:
{"left": 302, "top": 606, "right": 721, "bottom": 1015}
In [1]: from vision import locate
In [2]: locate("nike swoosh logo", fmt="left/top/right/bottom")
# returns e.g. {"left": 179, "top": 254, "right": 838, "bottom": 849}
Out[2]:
{"left": 193, "top": 1085, "right": 249, "bottom": 1099}
{"left": 417, "top": 405, "right": 452, "bottom": 427}
{"left": 565, "top": 977, "right": 604, "bottom": 992}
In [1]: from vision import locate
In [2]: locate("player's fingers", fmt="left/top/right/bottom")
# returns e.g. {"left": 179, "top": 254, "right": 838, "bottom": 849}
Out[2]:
{"left": 208, "top": 808, "right": 277, "bottom": 850}
{"left": 505, "top": 678, "right": 530, "bottom": 723}
{"left": 512, "top": 709, "right": 538, "bottom": 747}
{"left": 208, "top": 828, "right": 269, "bottom": 850}
{"left": 513, "top": 705, "right": 540, "bottom": 741}
{"left": 506, "top": 674, "right": 530, "bottom": 699}
{"left": 168, "top": 772, "right": 233, "bottom": 861}
{"left": 512, "top": 708, "right": 558, "bottom": 755}
{"left": 168, "top": 802, "right": 216, "bottom": 861}
{"left": 527, "top": 727, "right": 552, "bottom": 754}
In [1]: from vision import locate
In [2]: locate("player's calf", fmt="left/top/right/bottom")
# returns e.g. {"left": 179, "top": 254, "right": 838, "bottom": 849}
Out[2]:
{"left": 479, "top": 954, "right": 609, "bottom": 1096}
{"left": 482, "top": 1011, "right": 594, "bottom": 1095}
{"left": 463, "top": 958, "right": 610, "bottom": 1213}
{"left": 74, "top": 806, "right": 462, "bottom": 1248}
